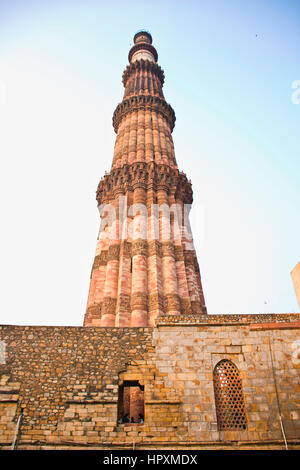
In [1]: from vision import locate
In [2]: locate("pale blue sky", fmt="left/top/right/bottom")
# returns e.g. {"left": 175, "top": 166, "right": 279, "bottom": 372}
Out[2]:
{"left": 0, "top": 0, "right": 299, "bottom": 325}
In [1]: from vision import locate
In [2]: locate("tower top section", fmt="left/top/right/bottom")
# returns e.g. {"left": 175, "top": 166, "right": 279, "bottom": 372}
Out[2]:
{"left": 129, "top": 30, "right": 158, "bottom": 63}
{"left": 133, "top": 30, "right": 152, "bottom": 44}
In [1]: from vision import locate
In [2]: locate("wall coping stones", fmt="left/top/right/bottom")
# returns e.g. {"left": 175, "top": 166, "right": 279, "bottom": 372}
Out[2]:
{"left": 1, "top": 314, "right": 300, "bottom": 332}
{"left": 155, "top": 313, "right": 300, "bottom": 327}
{"left": 249, "top": 321, "right": 300, "bottom": 331}
{"left": 1, "top": 314, "right": 300, "bottom": 336}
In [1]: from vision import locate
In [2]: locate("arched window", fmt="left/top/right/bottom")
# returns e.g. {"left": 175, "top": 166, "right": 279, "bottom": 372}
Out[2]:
{"left": 213, "top": 359, "right": 247, "bottom": 431}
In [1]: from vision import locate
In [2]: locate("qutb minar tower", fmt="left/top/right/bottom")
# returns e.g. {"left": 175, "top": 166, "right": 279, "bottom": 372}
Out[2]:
{"left": 84, "top": 31, "right": 206, "bottom": 327}
{"left": 1, "top": 30, "right": 300, "bottom": 451}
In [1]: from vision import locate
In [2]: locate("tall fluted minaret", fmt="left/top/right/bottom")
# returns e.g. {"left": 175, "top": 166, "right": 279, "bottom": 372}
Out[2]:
{"left": 84, "top": 31, "right": 206, "bottom": 327}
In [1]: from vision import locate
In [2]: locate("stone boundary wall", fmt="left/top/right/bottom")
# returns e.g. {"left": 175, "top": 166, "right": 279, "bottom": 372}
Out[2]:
{"left": 0, "top": 316, "right": 299, "bottom": 449}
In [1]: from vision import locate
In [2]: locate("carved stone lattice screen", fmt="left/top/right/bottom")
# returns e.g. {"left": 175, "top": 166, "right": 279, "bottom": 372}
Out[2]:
{"left": 213, "top": 360, "right": 247, "bottom": 431}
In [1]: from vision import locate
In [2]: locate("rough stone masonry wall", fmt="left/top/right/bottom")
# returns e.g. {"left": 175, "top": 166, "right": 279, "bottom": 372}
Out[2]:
{"left": 0, "top": 314, "right": 300, "bottom": 450}
{"left": 0, "top": 326, "right": 155, "bottom": 449}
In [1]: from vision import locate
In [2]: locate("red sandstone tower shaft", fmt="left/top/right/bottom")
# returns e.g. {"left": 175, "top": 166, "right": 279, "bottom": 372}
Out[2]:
{"left": 84, "top": 31, "right": 206, "bottom": 327}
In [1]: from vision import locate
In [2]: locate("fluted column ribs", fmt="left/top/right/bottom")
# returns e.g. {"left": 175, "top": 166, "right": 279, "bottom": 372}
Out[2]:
{"left": 158, "top": 189, "right": 181, "bottom": 316}
{"left": 99, "top": 198, "right": 121, "bottom": 326}
{"left": 151, "top": 111, "right": 161, "bottom": 164}
{"left": 128, "top": 112, "right": 137, "bottom": 165}
{"left": 113, "top": 119, "right": 126, "bottom": 167}
{"left": 115, "top": 203, "right": 132, "bottom": 327}
{"left": 136, "top": 109, "right": 145, "bottom": 162}
{"left": 157, "top": 114, "right": 168, "bottom": 165}
{"left": 122, "top": 116, "right": 130, "bottom": 166}
{"left": 111, "top": 109, "right": 175, "bottom": 169}
{"left": 145, "top": 109, "right": 153, "bottom": 162}
{"left": 147, "top": 189, "right": 163, "bottom": 326}
{"left": 131, "top": 187, "right": 148, "bottom": 326}
{"left": 123, "top": 60, "right": 164, "bottom": 99}
{"left": 171, "top": 199, "right": 192, "bottom": 315}
{"left": 84, "top": 44, "right": 207, "bottom": 327}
